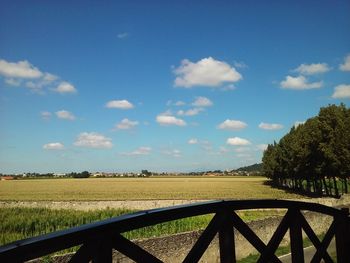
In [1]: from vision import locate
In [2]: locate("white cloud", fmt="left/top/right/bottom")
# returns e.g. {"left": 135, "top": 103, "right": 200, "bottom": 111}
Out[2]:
{"left": 259, "top": 122, "right": 283, "bottom": 130}
{"left": 234, "top": 147, "right": 250, "bottom": 153}
{"left": 5, "top": 78, "right": 21, "bottom": 86}
{"left": 41, "top": 111, "right": 52, "bottom": 120}
{"left": 177, "top": 108, "right": 203, "bottom": 116}
{"left": 0, "top": 59, "right": 43, "bottom": 79}
{"left": 218, "top": 119, "right": 247, "bottom": 131}
{"left": 188, "top": 138, "right": 198, "bottom": 144}
{"left": 280, "top": 75, "right": 323, "bottom": 90}
{"left": 156, "top": 114, "right": 186, "bottom": 126}
{"left": 294, "top": 63, "right": 330, "bottom": 75}
{"left": 43, "top": 142, "right": 65, "bottom": 150}
{"left": 233, "top": 61, "right": 248, "bottom": 69}
{"left": 117, "top": 32, "right": 129, "bottom": 39}
{"left": 0, "top": 59, "right": 74, "bottom": 94}
{"left": 163, "top": 149, "right": 181, "bottom": 158}
{"left": 106, "top": 100, "right": 134, "bottom": 109}
{"left": 54, "top": 81, "right": 77, "bottom": 94}
{"left": 192, "top": 96, "right": 213, "bottom": 107}
{"left": 43, "top": 73, "right": 58, "bottom": 82}
{"left": 115, "top": 118, "right": 139, "bottom": 130}
{"left": 174, "top": 101, "right": 186, "bottom": 106}
{"left": 74, "top": 132, "right": 113, "bottom": 149}
{"left": 332, "top": 84, "right": 350, "bottom": 99}
{"left": 219, "top": 146, "right": 229, "bottom": 154}
{"left": 227, "top": 137, "right": 251, "bottom": 146}
{"left": 56, "top": 110, "right": 76, "bottom": 121}
{"left": 123, "top": 146, "right": 152, "bottom": 156}
{"left": 166, "top": 100, "right": 186, "bottom": 107}
{"left": 221, "top": 84, "right": 236, "bottom": 91}
{"left": 257, "top": 144, "right": 268, "bottom": 151}
{"left": 339, "top": 55, "right": 350, "bottom": 71}
{"left": 174, "top": 57, "right": 242, "bottom": 88}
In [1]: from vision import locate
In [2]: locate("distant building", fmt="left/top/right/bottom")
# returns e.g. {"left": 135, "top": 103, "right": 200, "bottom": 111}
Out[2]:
{"left": 1, "top": 176, "right": 14, "bottom": 180}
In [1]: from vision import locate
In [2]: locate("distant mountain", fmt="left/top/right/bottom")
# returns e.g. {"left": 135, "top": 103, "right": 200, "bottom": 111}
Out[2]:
{"left": 234, "top": 163, "right": 263, "bottom": 172}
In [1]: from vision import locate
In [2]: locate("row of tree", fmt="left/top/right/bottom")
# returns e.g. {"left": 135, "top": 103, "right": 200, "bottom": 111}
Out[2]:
{"left": 262, "top": 104, "right": 350, "bottom": 197}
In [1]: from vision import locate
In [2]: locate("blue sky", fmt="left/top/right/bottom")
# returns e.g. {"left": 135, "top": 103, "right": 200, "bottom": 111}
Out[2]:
{"left": 1, "top": 1, "right": 350, "bottom": 173}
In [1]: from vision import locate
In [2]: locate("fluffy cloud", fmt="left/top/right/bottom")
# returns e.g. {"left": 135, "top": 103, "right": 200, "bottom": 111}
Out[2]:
{"left": 294, "top": 63, "right": 330, "bottom": 75}
{"left": 55, "top": 110, "right": 76, "bottom": 121}
{"left": 167, "top": 100, "right": 186, "bottom": 106}
{"left": 226, "top": 137, "right": 251, "bottom": 146}
{"left": 332, "top": 84, "right": 350, "bottom": 99}
{"left": 123, "top": 146, "right": 152, "bottom": 156}
{"left": 156, "top": 114, "right": 186, "bottom": 126}
{"left": 0, "top": 59, "right": 75, "bottom": 94}
{"left": 43, "top": 142, "right": 65, "bottom": 150}
{"left": 339, "top": 55, "right": 350, "bottom": 71}
{"left": 174, "top": 101, "right": 186, "bottom": 106}
{"left": 106, "top": 100, "right": 134, "bottom": 109}
{"left": 188, "top": 138, "right": 198, "bottom": 144}
{"left": 280, "top": 75, "right": 323, "bottom": 90}
{"left": 117, "top": 32, "right": 129, "bottom": 39}
{"left": 256, "top": 144, "right": 268, "bottom": 151}
{"left": 192, "top": 96, "right": 213, "bottom": 107}
{"left": 115, "top": 118, "right": 139, "bottom": 130}
{"left": 259, "top": 122, "right": 283, "bottom": 130}
{"left": 218, "top": 119, "right": 247, "bottom": 131}
{"left": 163, "top": 149, "right": 181, "bottom": 158}
{"left": 74, "top": 132, "right": 113, "bottom": 149}
{"left": 41, "top": 111, "right": 52, "bottom": 120}
{"left": 174, "top": 57, "right": 242, "bottom": 88}
{"left": 54, "top": 81, "right": 77, "bottom": 94}
{"left": 177, "top": 108, "right": 203, "bottom": 116}
{"left": 0, "top": 59, "right": 43, "bottom": 79}
{"left": 5, "top": 78, "right": 21, "bottom": 86}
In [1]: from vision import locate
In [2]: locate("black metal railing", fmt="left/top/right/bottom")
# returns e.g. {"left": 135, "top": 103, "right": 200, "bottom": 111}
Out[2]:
{"left": 0, "top": 199, "right": 349, "bottom": 262}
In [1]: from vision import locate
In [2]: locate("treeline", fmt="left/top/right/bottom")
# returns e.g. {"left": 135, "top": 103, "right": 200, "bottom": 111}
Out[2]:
{"left": 262, "top": 104, "right": 350, "bottom": 197}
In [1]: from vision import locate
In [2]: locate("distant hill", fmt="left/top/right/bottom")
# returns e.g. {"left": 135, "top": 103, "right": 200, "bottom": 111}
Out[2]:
{"left": 234, "top": 163, "right": 263, "bottom": 173}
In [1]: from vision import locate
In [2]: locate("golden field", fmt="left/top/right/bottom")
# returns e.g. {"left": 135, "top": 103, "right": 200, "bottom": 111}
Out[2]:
{"left": 0, "top": 176, "right": 302, "bottom": 201}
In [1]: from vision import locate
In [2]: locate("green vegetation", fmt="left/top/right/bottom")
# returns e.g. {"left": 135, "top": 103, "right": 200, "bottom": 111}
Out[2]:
{"left": 0, "top": 177, "right": 302, "bottom": 201}
{"left": 0, "top": 207, "right": 285, "bottom": 246}
{"left": 263, "top": 104, "right": 350, "bottom": 197}
{"left": 235, "top": 163, "right": 263, "bottom": 173}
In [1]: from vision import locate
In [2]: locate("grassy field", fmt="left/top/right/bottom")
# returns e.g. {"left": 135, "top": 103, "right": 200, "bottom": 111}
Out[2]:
{"left": 0, "top": 176, "right": 302, "bottom": 201}
{"left": 0, "top": 207, "right": 285, "bottom": 246}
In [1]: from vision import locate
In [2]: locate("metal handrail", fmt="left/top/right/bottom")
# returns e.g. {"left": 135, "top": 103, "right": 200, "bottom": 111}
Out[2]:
{"left": 0, "top": 199, "right": 349, "bottom": 262}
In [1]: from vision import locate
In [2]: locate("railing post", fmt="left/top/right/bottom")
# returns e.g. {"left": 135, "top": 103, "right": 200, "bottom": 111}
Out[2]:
{"left": 335, "top": 208, "right": 350, "bottom": 263}
{"left": 92, "top": 235, "right": 113, "bottom": 263}
{"left": 289, "top": 209, "right": 304, "bottom": 263}
{"left": 219, "top": 210, "right": 235, "bottom": 263}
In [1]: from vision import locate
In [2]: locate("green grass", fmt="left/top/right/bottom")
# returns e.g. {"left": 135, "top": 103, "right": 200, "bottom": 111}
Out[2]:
{"left": 0, "top": 177, "right": 302, "bottom": 201}
{"left": 0, "top": 207, "right": 285, "bottom": 246}
{"left": 238, "top": 233, "right": 337, "bottom": 263}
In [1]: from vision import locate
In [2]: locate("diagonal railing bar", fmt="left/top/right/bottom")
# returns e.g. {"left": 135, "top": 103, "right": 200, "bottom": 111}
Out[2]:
{"left": 69, "top": 242, "right": 94, "bottom": 263}
{"left": 310, "top": 220, "right": 336, "bottom": 263}
{"left": 299, "top": 213, "right": 333, "bottom": 263}
{"left": 182, "top": 213, "right": 223, "bottom": 263}
{"left": 231, "top": 211, "right": 281, "bottom": 263}
{"left": 257, "top": 209, "right": 293, "bottom": 263}
{"left": 289, "top": 209, "right": 304, "bottom": 263}
{"left": 93, "top": 235, "right": 114, "bottom": 263}
{"left": 112, "top": 234, "right": 163, "bottom": 263}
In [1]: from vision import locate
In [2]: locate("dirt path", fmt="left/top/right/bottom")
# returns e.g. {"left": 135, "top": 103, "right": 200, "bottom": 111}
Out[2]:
{"left": 1, "top": 195, "right": 349, "bottom": 211}
{"left": 0, "top": 199, "right": 212, "bottom": 211}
